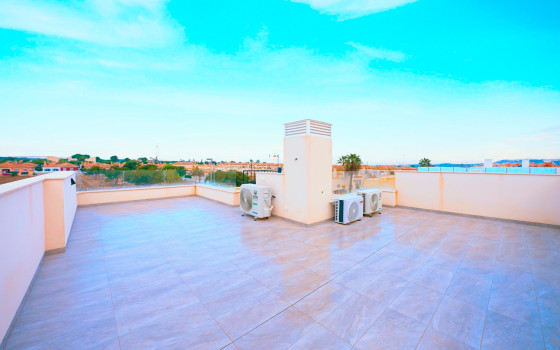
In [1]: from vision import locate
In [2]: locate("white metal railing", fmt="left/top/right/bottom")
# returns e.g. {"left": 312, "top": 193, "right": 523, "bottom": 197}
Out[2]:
{"left": 418, "top": 167, "right": 559, "bottom": 175}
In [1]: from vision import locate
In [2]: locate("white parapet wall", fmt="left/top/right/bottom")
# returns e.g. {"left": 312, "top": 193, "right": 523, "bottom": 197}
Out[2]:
{"left": 380, "top": 189, "right": 396, "bottom": 207}
{"left": 77, "top": 185, "right": 196, "bottom": 206}
{"left": 0, "top": 172, "right": 77, "bottom": 345}
{"left": 195, "top": 184, "right": 240, "bottom": 206}
{"left": 395, "top": 172, "right": 560, "bottom": 225}
{"left": 43, "top": 173, "right": 78, "bottom": 252}
{"left": 76, "top": 184, "right": 240, "bottom": 206}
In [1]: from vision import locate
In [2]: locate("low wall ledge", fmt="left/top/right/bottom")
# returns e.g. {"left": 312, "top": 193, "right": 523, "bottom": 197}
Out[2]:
{"left": 78, "top": 184, "right": 196, "bottom": 194}
{"left": 195, "top": 184, "right": 240, "bottom": 193}
{"left": 0, "top": 172, "right": 75, "bottom": 197}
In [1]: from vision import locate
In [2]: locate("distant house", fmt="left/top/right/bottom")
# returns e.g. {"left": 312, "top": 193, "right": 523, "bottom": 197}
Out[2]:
{"left": 171, "top": 161, "right": 282, "bottom": 174}
{"left": 83, "top": 156, "right": 97, "bottom": 165}
{"left": 172, "top": 162, "right": 198, "bottom": 170}
{"left": 84, "top": 162, "right": 113, "bottom": 170}
{"left": 43, "top": 162, "right": 79, "bottom": 172}
{"left": 0, "top": 162, "right": 36, "bottom": 176}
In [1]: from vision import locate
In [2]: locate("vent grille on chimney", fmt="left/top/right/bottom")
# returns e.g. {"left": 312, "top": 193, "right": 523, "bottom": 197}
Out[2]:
{"left": 284, "top": 119, "right": 331, "bottom": 138}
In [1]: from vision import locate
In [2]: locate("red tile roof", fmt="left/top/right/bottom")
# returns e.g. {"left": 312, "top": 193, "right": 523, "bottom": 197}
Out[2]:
{"left": 0, "top": 162, "right": 36, "bottom": 169}
{"left": 44, "top": 162, "right": 79, "bottom": 168}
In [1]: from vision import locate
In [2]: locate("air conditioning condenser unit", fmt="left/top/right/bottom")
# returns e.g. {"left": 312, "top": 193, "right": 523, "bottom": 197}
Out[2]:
{"left": 334, "top": 194, "right": 363, "bottom": 224}
{"left": 356, "top": 189, "right": 382, "bottom": 216}
{"left": 240, "top": 184, "right": 273, "bottom": 220}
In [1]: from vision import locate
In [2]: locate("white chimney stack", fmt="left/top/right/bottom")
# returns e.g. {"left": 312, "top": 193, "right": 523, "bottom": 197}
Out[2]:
{"left": 281, "top": 119, "right": 332, "bottom": 225}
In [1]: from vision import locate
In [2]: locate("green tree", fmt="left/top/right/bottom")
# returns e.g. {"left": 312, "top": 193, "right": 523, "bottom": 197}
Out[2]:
{"left": 104, "top": 170, "right": 122, "bottom": 184}
{"left": 163, "top": 170, "right": 181, "bottom": 183}
{"left": 338, "top": 153, "right": 362, "bottom": 193}
{"left": 175, "top": 166, "right": 186, "bottom": 177}
{"left": 419, "top": 158, "right": 432, "bottom": 167}
{"left": 58, "top": 159, "right": 67, "bottom": 164}
{"left": 110, "top": 155, "right": 119, "bottom": 163}
{"left": 72, "top": 154, "right": 90, "bottom": 163}
{"left": 161, "top": 164, "right": 187, "bottom": 178}
{"left": 190, "top": 167, "right": 204, "bottom": 183}
{"left": 138, "top": 157, "right": 148, "bottom": 164}
{"left": 122, "top": 160, "right": 139, "bottom": 170}
{"left": 85, "top": 166, "right": 102, "bottom": 179}
{"left": 32, "top": 159, "right": 45, "bottom": 171}
{"left": 124, "top": 170, "right": 163, "bottom": 185}
{"left": 139, "top": 164, "right": 158, "bottom": 170}
{"left": 209, "top": 170, "right": 238, "bottom": 186}
{"left": 235, "top": 171, "right": 244, "bottom": 187}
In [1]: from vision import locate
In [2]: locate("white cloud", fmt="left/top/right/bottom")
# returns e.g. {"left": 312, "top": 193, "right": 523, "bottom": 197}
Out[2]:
{"left": 0, "top": 0, "right": 183, "bottom": 48}
{"left": 15, "top": 27, "right": 375, "bottom": 88}
{"left": 290, "top": 0, "right": 419, "bottom": 19}
{"left": 347, "top": 42, "right": 407, "bottom": 62}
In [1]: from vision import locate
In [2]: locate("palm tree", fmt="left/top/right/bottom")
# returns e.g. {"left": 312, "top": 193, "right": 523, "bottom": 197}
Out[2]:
{"left": 419, "top": 158, "right": 432, "bottom": 167}
{"left": 338, "top": 154, "right": 362, "bottom": 192}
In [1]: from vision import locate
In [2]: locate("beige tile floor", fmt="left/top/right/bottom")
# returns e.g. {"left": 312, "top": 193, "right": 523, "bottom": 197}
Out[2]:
{"left": 4, "top": 197, "right": 560, "bottom": 349}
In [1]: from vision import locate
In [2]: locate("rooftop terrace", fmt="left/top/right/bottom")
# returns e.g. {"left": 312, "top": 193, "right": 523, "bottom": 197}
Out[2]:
{"left": 4, "top": 197, "right": 559, "bottom": 349}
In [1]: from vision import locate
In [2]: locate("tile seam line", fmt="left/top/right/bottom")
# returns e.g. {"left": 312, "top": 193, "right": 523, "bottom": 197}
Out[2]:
{"left": 233, "top": 212, "right": 437, "bottom": 347}
{"left": 347, "top": 304, "right": 392, "bottom": 348}
{"left": 413, "top": 222, "right": 477, "bottom": 350}
{"left": 353, "top": 230, "right": 444, "bottom": 347}
{"left": 166, "top": 248, "right": 237, "bottom": 349}
{"left": 479, "top": 222, "right": 503, "bottom": 349}
{"left": 525, "top": 228, "right": 548, "bottom": 349}
{"left": 290, "top": 294, "right": 359, "bottom": 349}
{"left": 100, "top": 232, "right": 123, "bottom": 350}
{"left": 284, "top": 322, "right": 352, "bottom": 350}
{"left": 310, "top": 213, "right": 438, "bottom": 348}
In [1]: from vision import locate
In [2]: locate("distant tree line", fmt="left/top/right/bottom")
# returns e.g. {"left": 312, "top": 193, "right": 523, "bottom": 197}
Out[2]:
{"left": 205, "top": 170, "right": 253, "bottom": 187}
{"left": 85, "top": 162, "right": 188, "bottom": 186}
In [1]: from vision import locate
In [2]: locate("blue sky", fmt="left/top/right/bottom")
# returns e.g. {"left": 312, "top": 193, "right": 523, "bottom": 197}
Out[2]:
{"left": 0, "top": 0, "right": 559, "bottom": 164}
